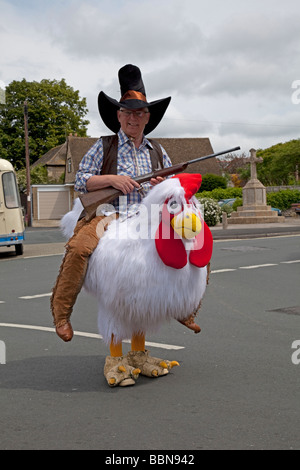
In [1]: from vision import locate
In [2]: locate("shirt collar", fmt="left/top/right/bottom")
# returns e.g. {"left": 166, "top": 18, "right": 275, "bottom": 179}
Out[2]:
{"left": 117, "top": 129, "right": 152, "bottom": 150}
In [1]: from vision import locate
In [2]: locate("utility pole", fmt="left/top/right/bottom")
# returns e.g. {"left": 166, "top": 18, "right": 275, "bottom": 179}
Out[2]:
{"left": 24, "top": 101, "right": 31, "bottom": 226}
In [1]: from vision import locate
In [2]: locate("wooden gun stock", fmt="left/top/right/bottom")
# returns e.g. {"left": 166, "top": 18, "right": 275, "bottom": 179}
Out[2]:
{"left": 79, "top": 146, "right": 240, "bottom": 221}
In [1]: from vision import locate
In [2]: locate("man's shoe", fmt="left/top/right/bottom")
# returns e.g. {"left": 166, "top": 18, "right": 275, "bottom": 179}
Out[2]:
{"left": 178, "top": 314, "right": 201, "bottom": 334}
{"left": 56, "top": 321, "right": 74, "bottom": 342}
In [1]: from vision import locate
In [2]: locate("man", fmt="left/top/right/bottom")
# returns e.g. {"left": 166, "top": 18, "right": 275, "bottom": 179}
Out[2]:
{"left": 51, "top": 64, "right": 172, "bottom": 341}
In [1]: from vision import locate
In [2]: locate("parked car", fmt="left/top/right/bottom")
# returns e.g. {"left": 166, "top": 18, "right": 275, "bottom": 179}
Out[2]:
{"left": 218, "top": 198, "right": 282, "bottom": 216}
{"left": 218, "top": 198, "right": 237, "bottom": 208}
{"left": 271, "top": 207, "right": 282, "bottom": 216}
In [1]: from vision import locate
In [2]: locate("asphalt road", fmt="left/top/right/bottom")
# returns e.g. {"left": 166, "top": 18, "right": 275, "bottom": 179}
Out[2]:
{"left": 0, "top": 232, "right": 299, "bottom": 450}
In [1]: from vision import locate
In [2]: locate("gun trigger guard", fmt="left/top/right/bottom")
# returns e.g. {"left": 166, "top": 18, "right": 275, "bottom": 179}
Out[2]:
{"left": 137, "top": 184, "right": 146, "bottom": 197}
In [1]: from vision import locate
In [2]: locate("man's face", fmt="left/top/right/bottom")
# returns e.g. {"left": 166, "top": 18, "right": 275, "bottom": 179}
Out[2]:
{"left": 117, "top": 107, "right": 150, "bottom": 139}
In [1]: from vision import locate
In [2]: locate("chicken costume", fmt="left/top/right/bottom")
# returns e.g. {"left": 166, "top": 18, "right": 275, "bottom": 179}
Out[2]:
{"left": 61, "top": 172, "right": 213, "bottom": 386}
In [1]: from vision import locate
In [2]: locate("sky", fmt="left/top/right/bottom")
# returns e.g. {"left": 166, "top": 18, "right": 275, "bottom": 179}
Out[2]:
{"left": 1, "top": 0, "right": 299, "bottom": 156}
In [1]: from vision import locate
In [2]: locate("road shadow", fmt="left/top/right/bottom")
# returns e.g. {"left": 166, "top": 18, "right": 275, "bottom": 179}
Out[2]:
{"left": 0, "top": 249, "right": 18, "bottom": 259}
{"left": 0, "top": 354, "right": 174, "bottom": 393}
{"left": 0, "top": 355, "right": 109, "bottom": 393}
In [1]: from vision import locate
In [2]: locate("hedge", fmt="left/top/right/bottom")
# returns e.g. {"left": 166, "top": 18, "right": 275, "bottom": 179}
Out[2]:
{"left": 196, "top": 187, "right": 242, "bottom": 200}
{"left": 197, "top": 188, "right": 300, "bottom": 211}
{"left": 266, "top": 189, "right": 300, "bottom": 210}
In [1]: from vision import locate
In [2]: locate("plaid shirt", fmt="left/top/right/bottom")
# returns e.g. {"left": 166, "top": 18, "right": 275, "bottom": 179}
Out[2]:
{"left": 75, "top": 129, "right": 172, "bottom": 208}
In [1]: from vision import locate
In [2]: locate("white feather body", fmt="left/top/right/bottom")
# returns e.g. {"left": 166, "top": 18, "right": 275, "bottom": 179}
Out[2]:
{"left": 61, "top": 179, "right": 208, "bottom": 344}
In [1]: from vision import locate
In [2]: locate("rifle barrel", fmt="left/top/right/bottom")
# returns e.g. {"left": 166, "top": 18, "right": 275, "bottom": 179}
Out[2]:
{"left": 187, "top": 146, "right": 240, "bottom": 165}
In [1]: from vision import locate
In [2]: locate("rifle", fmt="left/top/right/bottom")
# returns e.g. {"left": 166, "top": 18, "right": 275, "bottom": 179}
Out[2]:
{"left": 79, "top": 146, "right": 240, "bottom": 220}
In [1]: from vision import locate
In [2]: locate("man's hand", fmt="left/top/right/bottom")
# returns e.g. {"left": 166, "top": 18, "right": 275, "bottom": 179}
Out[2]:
{"left": 109, "top": 175, "right": 140, "bottom": 194}
{"left": 149, "top": 176, "right": 165, "bottom": 186}
{"left": 86, "top": 174, "right": 140, "bottom": 194}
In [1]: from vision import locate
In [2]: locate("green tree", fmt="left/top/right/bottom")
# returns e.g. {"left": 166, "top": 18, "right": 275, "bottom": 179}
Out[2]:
{"left": 238, "top": 139, "right": 300, "bottom": 186}
{"left": 257, "top": 140, "right": 300, "bottom": 185}
{"left": 16, "top": 166, "right": 49, "bottom": 193}
{"left": 0, "top": 78, "right": 89, "bottom": 169}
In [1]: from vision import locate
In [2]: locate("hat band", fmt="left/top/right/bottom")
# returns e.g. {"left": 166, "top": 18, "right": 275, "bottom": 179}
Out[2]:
{"left": 120, "top": 90, "right": 147, "bottom": 102}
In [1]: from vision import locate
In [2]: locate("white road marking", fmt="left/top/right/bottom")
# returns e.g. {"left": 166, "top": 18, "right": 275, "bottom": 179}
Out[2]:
{"left": 280, "top": 260, "right": 300, "bottom": 264}
{"left": 211, "top": 268, "right": 236, "bottom": 273}
{"left": 0, "top": 301, "right": 5, "bottom": 304}
{"left": 19, "top": 293, "right": 52, "bottom": 300}
{"left": 0, "top": 323, "right": 55, "bottom": 333}
{"left": 24, "top": 253, "right": 64, "bottom": 260}
{"left": 211, "top": 261, "right": 298, "bottom": 272}
{"left": 239, "top": 263, "right": 278, "bottom": 270}
{"left": 212, "top": 264, "right": 278, "bottom": 273}
{"left": 0, "top": 323, "right": 184, "bottom": 350}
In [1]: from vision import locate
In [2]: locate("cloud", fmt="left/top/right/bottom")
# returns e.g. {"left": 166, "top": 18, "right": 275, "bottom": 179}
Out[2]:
{"left": 202, "top": 13, "right": 300, "bottom": 99}
{"left": 0, "top": 0, "right": 299, "bottom": 154}
{"left": 48, "top": 0, "right": 204, "bottom": 63}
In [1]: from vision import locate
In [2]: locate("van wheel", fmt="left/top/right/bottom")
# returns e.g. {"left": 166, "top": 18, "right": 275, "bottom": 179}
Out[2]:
{"left": 15, "top": 244, "right": 23, "bottom": 256}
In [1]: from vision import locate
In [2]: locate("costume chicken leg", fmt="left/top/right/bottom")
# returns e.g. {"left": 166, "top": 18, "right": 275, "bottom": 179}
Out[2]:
{"left": 61, "top": 172, "right": 213, "bottom": 386}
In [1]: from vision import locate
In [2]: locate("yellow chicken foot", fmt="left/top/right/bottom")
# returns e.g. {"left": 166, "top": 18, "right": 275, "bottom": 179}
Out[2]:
{"left": 104, "top": 355, "right": 141, "bottom": 387}
{"left": 127, "top": 350, "right": 179, "bottom": 378}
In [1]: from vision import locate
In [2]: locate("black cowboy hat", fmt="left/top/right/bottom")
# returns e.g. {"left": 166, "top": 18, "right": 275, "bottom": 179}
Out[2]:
{"left": 98, "top": 64, "right": 171, "bottom": 135}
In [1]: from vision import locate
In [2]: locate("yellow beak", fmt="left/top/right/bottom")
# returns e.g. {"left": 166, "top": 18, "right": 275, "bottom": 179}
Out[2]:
{"left": 171, "top": 213, "right": 202, "bottom": 239}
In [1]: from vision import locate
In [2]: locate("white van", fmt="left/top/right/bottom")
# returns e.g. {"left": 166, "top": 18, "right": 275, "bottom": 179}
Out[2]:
{"left": 0, "top": 158, "right": 25, "bottom": 255}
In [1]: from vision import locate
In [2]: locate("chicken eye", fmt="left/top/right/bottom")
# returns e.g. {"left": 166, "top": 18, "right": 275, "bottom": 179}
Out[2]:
{"left": 167, "top": 199, "right": 182, "bottom": 214}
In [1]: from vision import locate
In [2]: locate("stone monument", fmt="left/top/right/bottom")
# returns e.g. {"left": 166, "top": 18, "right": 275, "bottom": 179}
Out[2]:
{"left": 228, "top": 148, "right": 285, "bottom": 224}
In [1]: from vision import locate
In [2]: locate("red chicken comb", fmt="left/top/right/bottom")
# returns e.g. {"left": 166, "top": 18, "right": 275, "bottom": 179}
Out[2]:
{"left": 173, "top": 173, "right": 202, "bottom": 201}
